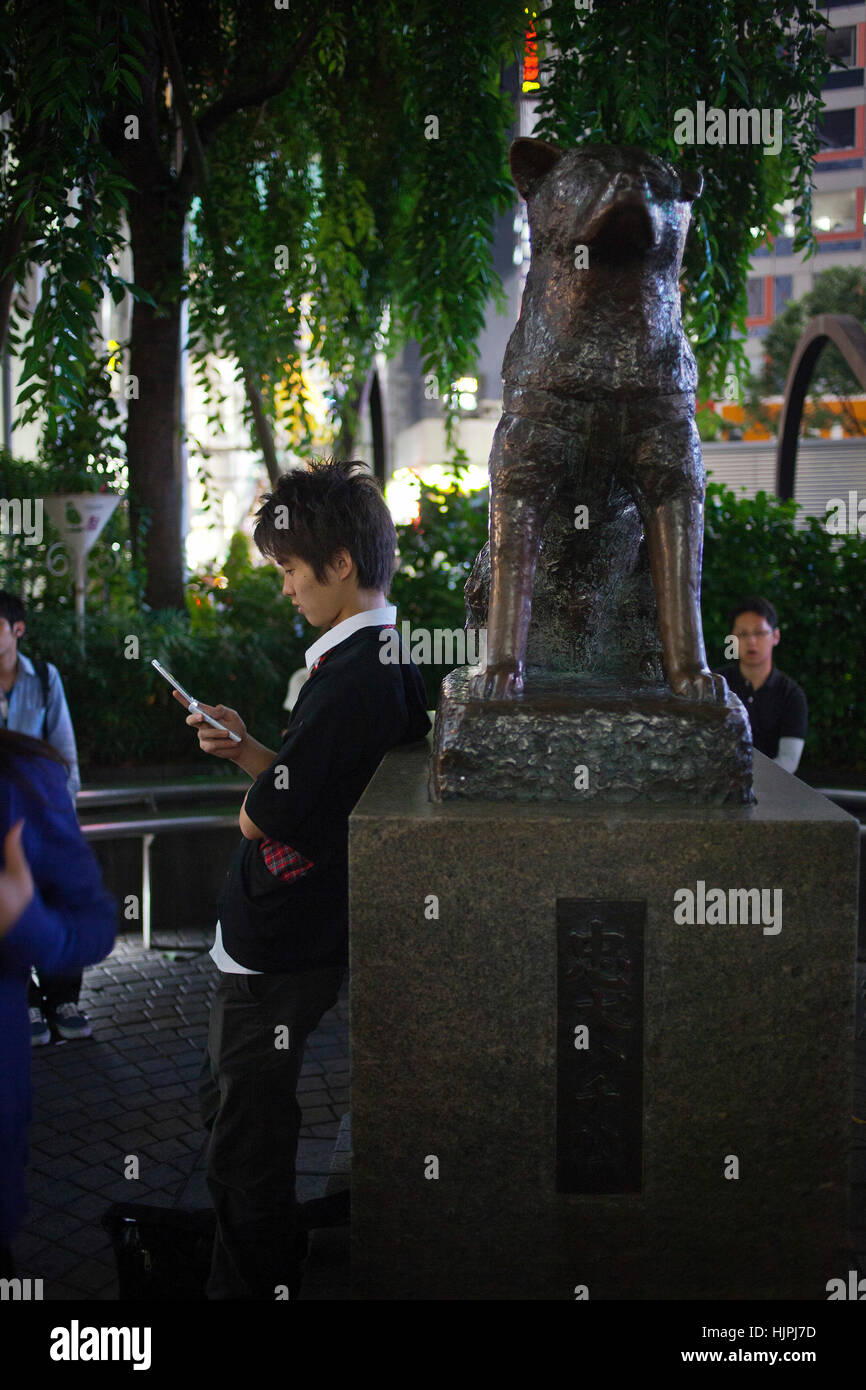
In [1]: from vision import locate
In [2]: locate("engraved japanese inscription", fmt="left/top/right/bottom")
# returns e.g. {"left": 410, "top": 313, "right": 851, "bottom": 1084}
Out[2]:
{"left": 556, "top": 899, "right": 645, "bottom": 1194}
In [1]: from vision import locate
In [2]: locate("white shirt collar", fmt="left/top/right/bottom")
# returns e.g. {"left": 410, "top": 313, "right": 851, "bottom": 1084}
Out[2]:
{"left": 304, "top": 605, "right": 396, "bottom": 671}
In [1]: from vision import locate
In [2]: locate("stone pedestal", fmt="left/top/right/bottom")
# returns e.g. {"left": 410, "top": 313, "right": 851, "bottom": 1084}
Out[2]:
{"left": 431, "top": 667, "right": 754, "bottom": 806}
{"left": 350, "top": 742, "right": 859, "bottom": 1300}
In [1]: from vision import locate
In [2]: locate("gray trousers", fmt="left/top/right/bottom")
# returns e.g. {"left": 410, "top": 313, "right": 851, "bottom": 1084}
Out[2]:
{"left": 199, "top": 964, "right": 344, "bottom": 1299}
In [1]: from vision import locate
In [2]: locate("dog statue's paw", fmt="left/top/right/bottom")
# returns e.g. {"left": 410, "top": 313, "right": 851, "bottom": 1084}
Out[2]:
{"left": 668, "top": 668, "right": 728, "bottom": 704}
{"left": 472, "top": 662, "right": 524, "bottom": 699}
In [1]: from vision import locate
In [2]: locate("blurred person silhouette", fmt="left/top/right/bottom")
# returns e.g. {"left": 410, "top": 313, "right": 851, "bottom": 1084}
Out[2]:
{"left": 0, "top": 591, "right": 90, "bottom": 1043}
{"left": 0, "top": 727, "right": 116, "bottom": 1277}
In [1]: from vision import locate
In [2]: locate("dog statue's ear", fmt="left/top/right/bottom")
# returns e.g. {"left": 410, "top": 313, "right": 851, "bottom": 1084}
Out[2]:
{"left": 679, "top": 167, "right": 703, "bottom": 201}
{"left": 510, "top": 138, "right": 562, "bottom": 199}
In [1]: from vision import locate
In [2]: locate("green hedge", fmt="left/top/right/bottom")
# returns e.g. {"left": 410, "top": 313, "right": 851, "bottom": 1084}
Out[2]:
{"left": 390, "top": 476, "right": 489, "bottom": 708}
{"left": 701, "top": 481, "right": 866, "bottom": 775}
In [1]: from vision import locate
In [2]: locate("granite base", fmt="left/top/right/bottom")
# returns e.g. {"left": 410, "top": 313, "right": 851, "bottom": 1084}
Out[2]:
{"left": 350, "top": 743, "right": 859, "bottom": 1300}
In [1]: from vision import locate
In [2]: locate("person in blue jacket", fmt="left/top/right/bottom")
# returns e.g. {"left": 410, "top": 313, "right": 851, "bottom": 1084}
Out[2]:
{"left": 0, "top": 728, "right": 116, "bottom": 1275}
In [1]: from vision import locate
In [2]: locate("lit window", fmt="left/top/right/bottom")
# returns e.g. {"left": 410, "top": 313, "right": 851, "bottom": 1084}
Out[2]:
{"left": 813, "top": 188, "right": 857, "bottom": 233}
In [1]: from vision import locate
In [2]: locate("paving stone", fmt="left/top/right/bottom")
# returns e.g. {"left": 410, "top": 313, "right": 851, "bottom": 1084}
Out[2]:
{"left": 111, "top": 1036, "right": 159, "bottom": 1053}
{"left": 46, "top": 1281, "right": 85, "bottom": 1301}
{"left": 76, "top": 1085, "right": 118, "bottom": 1106}
{"left": 33, "top": 1132, "right": 88, "bottom": 1159}
{"left": 32, "top": 1244, "right": 84, "bottom": 1279}
{"left": 299, "top": 1092, "right": 332, "bottom": 1110}
{"left": 38, "top": 1096, "right": 82, "bottom": 1120}
{"left": 63, "top": 1260, "right": 117, "bottom": 1295}
{"left": 308, "top": 1122, "right": 341, "bottom": 1138}
{"left": 151, "top": 1084, "right": 191, "bottom": 1101}
{"left": 114, "top": 1127, "right": 163, "bottom": 1150}
{"left": 73, "top": 1120, "right": 123, "bottom": 1144}
{"left": 41, "top": 1059, "right": 95, "bottom": 1082}
{"left": 137, "top": 1059, "right": 181, "bottom": 1078}
{"left": 93, "top": 1056, "right": 143, "bottom": 1078}
{"left": 66, "top": 1165, "right": 119, "bottom": 1194}
{"left": 143, "top": 1099, "right": 193, "bottom": 1121}
{"left": 28, "top": 1121, "right": 59, "bottom": 1143}
{"left": 32, "top": 1077, "right": 77, "bottom": 1102}
{"left": 147, "top": 1136, "right": 196, "bottom": 1162}
{"left": 26, "top": 1189, "right": 60, "bottom": 1214}
{"left": 66, "top": 1191, "right": 113, "bottom": 1221}
{"left": 297, "top": 1074, "right": 325, "bottom": 1092}
{"left": 299, "top": 1107, "right": 335, "bottom": 1125}
{"left": 10, "top": 1232, "right": 50, "bottom": 1263}
{"left": 143, "top": 1160, "right": 187, "bottom": 1184}
{"left": 99, "top": 1178, "right": 157, "bottom": 1203}
{"left": 31, "top": 1153, "right": 92, "bottom": 1180}
{"left": 62, "top": 1225, "right": 115, "bottom": 1259}
{"left": 296, "top": 1140, "right": 339, "bottom": 1172}
{"left": 175, "top": 1052, "right": 203, "bottom": 1069}
{"left": 34, "top": 1210, "right": 85, "bottom": 1240}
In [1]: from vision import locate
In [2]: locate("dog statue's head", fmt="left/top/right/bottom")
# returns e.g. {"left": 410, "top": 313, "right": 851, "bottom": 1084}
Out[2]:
{"left": 510, "top": 139, "right": 701, "bottom": 270}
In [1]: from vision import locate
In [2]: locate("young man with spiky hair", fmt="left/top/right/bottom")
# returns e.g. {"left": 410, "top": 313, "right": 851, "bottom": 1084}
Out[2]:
{"left": 183, "top": 458, "right": 430, "bottom": 1300}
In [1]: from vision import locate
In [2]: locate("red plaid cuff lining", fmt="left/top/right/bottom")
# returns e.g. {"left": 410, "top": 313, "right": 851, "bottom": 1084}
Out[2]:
{"left": 259, "top": 836, "right": 314, "bottom": 883}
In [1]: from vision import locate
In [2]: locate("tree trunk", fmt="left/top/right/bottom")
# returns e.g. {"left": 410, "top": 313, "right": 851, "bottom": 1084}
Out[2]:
{"left": 242, "top": 366, "right": 281, "bottom": 486}
{"left": 126, "top": 190, "right": 187, "bottom": 609}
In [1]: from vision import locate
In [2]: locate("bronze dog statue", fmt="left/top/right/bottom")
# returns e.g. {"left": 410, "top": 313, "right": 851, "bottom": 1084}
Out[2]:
{"left": 470, "top": 139, "right": 727, "bottom": 707}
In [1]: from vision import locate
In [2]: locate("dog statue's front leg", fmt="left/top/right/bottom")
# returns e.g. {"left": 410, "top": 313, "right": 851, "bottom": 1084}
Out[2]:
{"left": 479, "top": 488, "right": 545, "bottom": 698}
{"left": 644, "top": 494, "right": 728, "bottom": 704}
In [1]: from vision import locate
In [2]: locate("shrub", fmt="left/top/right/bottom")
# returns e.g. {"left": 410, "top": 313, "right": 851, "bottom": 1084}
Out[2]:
{"left": 702, "top": 481, "right": 866, "bottom": 774}
{"left": 389, "top": 474, "right": 489, "bottom": 707}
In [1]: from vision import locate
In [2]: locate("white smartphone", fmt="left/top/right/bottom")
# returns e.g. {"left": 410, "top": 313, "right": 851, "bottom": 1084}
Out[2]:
{"left": 151, "top": 659, "right": 242, "bottom": 742}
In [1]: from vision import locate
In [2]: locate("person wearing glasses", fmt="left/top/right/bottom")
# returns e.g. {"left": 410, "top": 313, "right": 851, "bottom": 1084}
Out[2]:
{"left": 715, "top": 596, "right": 808, "bottom": 774}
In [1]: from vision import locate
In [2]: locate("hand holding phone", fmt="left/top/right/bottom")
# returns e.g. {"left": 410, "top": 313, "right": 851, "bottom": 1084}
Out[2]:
{"left": 151, "top": 659, "right": 244, "bottom": 744}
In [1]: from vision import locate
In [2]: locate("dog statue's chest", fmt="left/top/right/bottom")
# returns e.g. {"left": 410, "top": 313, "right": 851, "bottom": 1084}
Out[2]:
{"left": 503, "top": 266, "right": 697, "bottom": 402}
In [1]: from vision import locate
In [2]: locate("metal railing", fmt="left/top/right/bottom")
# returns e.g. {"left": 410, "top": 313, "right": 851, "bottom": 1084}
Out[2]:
{"left": 816, "top": 788, "right": 866, "bottom": 810}
{"left": 78, "top": 782, "right": 246, "bottom": 949}
{"left": 77, "top": 781, "right": 245, "bottom": 809}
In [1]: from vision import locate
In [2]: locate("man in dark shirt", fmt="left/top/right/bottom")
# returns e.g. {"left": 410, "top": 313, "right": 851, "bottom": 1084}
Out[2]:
{"left": 181, "top": 459, "right": 430, "bottom": 1299}
{"left": 714, "top": 595, "right": 808, "bottom": 773}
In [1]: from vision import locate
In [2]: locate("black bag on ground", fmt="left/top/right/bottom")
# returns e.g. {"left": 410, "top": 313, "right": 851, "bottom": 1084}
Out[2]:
{"left": 102, "top": 1203, "right": 215, "bottom": 1300}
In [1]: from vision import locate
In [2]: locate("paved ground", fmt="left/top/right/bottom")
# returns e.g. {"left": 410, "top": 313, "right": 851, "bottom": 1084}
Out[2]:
{"left": 16, "top": 927, "right": 349, "bottom": 1300}
{"left": 11, "top": 929, "right": 866, "bottom": 1301}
